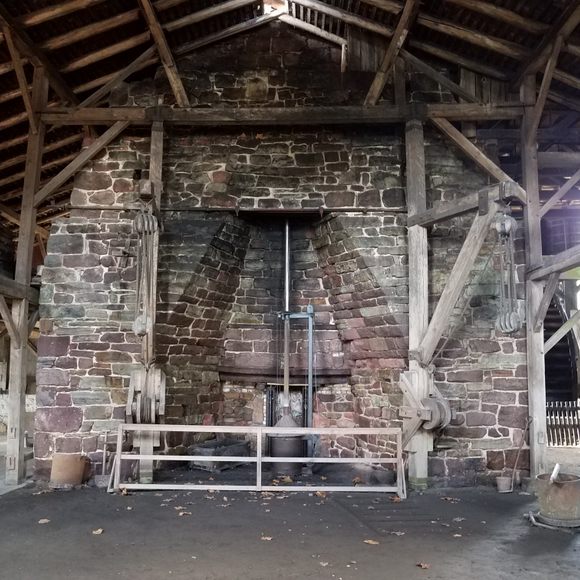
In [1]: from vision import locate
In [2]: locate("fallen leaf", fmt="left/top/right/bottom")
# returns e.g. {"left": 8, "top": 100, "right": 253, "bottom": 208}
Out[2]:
{"left": 261, "top": 536, "right": 273, "bottom": 541}
{"left": 390, "top": 531, "right": 405, "bottom": 536}
{"left": 319, "top": 562, "right": 329, "bottom": 567}
{"left": 389, "top": 496, "right": 402, "bottom": 503}
{"left": 280, "top": 475, "right": 293, "bottom": 484}
{"left": 417, "top": 563, "right": 431, "bottom": 570}
{"left": 452, "top": 517, "right": 465, "bottom": 522}
{"left": 126, "top": 507, "right": 133, "bottom": 511}
{"left": 352, "top": 477, "right": 362, "bottom": 486}
{"left": 178, "top": 511, "right": 192, "bottom": 516}
{"left": 363, "top": 539, "right": 380, "bottom": 545}
{"left": 453, "top": 534, "right": 462, "bottom": 538}
{"left": 315, "top": 491, "right": 327, "bottom": 499}
{"left": 441, "top": 496, "right": 460, "bottom": 503}
{"left": 92, "top": 528, "right": 104, "bottom": 535}
{"left": 38, "top": 518, "right": 50, "bottom": 525}
{"left": 320, "top": 476, "right": 327, "bottom": 481}
{"left": 121, "top": 488, "right": 128, "bottom": 496}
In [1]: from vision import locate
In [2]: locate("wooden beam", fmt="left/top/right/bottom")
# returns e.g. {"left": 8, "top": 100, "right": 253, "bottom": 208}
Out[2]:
{"left": 0, "top": 275, "right": 39, "bottom": 304}
{"left": 0, "top": 296, "right": 19, "bottom": 346}
{"left": 443, "top": 0, "right": 548, "bottom": 35}
{"left": 401, "top": 49, "right": 479, "bottom": 104}
{"left": 526, "top": 35, "right": 563, "bottom": 146}
{"left": 534, "top": 273, "right": 560, "bottom": 332}
{"left": 539, "top": 166, "right": 580, "bottom": 217}
{"left": 417, "top": 203, "right": 500, "bottom": 365}
{"left": 19, "top": 0, "right": 106, "bottom": 26}
{"left": 0, "top": 6, "right": 79, "bottom": 105}
{"left": 516, "top": 2, "right": 580, "bottom": 83}
{"left": 5, "top": 66, "right": 47, "bottom": 486}
{"left": 40, "top": 103, "right": 525, "bottom": 126}
{"left": 430, "top": 117, "right": 527, "bottom": 203}
{"left": 0, "top": 152, "right": 78, "bottom": 191}
{"left": 364, "top": 0, "right": 418, "bottom": 106}
{"left": 528, "top": 245, "right": 580, "bottom": 281}
{"left": 545, "top": 309, "right": 580, "bottom": 354}
{"left": 34, "top": 121, "right": 130, "bottom": 207}
{"left": 405, "top": 118, "right": 431, "bottom": 486}
{"left": 407, "top": 183, "right": 512, "bottom": 228}
{"left": 278, "top": 14, "right": 346, "bottom": 46}
{"left": 0, "top": 203, "right": 49, "bottom": 239}
{"left": 137, "top": 0, "right": 189, "bottom": 107}
{"left": 2, "top": 26, "right": 36, "bottom": 133}
{"left": 164, "top": 0, "right": 256, "bottom": 32}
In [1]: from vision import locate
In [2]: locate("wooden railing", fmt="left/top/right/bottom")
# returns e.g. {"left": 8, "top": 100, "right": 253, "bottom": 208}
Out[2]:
{"left": 547, "top": 400, "right": 580, "bottom": 447}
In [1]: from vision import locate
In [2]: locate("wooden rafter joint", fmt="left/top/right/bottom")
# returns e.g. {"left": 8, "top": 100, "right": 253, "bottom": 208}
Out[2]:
{"left": 0, "top": 295, "right": 20, "bottom": 346}
{"left": 527, "top": 244, "right": 580, "bottom": 281}
{"left": 533, "top": 272, "right": 560, "bottom": 332}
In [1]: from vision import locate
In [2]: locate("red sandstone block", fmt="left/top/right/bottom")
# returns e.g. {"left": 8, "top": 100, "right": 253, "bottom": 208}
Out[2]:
{"left": 35, "top": 407, "right": 82, "bottom": 433}
{"left": 37, "top": 336, "right": 70, "bottom": 357}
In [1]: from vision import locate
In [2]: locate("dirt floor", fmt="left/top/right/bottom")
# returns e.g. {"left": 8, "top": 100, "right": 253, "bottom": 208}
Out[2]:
{"left": 0, "top": 479, "right": 578, "bottom": 580}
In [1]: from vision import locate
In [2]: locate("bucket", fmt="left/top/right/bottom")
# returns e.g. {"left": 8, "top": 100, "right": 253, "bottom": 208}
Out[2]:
{"left": 50, "top": 454, "right": 90, "bottom": 489}
{"left": 496, "top": 475, "right": 512, "bottom": 493}
{"left": 269, "top": 436, "right": 303, "bottom": 477}
{"left": 535, "top": 473, "right": 580, "bottom": 526}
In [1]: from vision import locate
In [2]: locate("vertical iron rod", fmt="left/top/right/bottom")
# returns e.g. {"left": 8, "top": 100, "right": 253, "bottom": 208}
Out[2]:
{"left": 283, "top": 219, "right": 291, "bottom": 407}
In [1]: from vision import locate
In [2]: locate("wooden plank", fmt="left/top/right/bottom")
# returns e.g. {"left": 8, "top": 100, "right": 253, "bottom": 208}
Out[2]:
{"left": 534, "top": 273, "right": 560, "bottom": 332}
{"left": 5, "top": 66, "right": 47, "bottom": 486}
{"left": 539, "top": 166, "right": 580, "bottom": 217}
{"left": 0, "top": 6, "right": 79, "bottom": 105}
{"left": 528, "top": 245, "right": 580, "bottom": 281}
{"left": 407, "top": 183, "right": 509, "bottom": 227}
{"left": 418, "top": 205, "right": 499, "bottom": 364}
{"left": 406, "top": 119, "right": 431, "bottom": 485}
{"left": 0, "top": 204, "right": 49, "bottom": 239}
{"left": 431, "top": 117, "right": 527, "bottom": 203}
{"left": 2, "top": 26, "right": 36, "bottom": 133}
{"left": 0, "top": 275, "right": 39, "bottom": 304}
{"left": 137, "top": 0, "right": 189, "bottom": 107}
{"left": 34, "top": 121, "right": 130, "bottom": 207}
{"left": 19, "top": 0, "right": 106, "bottom": 26}
{"left": 521, "top": 74, "right": 547, "bottom": 478}
{"left": 279, "top": 14, "right": 346, "bottom": 46}
{"left": 393, "top": 57, "right": 406, "bottom": 106}
{"left": 40, "top": 103, "right": 525, "bottom": 125}
{"left": 0, "top": 296, "right": 19, "bottom": 346}
{"left": 401, "top": 50, "right": 479, "bottom": 104}
{"left": 545, "top": 309, "right": 580, "bottom": 354}
{"left": 364, "top": 0, "right": 418, "bottom": 106}
{"left": 526, "top": 35, "right": 563, "bottom": 147}
{"left": 164, "top": 0, "right": 256, "bottom": 32}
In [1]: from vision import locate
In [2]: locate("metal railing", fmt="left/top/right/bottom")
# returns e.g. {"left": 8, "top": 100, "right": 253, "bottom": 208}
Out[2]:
{"left": 113, "top": 424, "right": 405, "bottom": 498}
{"left": 547, "top": 400, "right": 580, "bottom": 447}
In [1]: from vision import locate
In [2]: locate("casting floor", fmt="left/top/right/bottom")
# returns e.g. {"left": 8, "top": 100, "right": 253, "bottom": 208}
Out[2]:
{"left": 0, "top": 483, "right": 577, "bottom": 580}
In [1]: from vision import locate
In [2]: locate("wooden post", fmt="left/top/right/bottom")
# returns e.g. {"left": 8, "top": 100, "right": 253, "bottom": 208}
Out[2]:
{"left": 5, "top": 66, "right": 48, "bottom": 485}
{"left": 522, "top": 75, "right": 547, "bottom": 477}
{"left": 405, "top": 119, "right": 431, "bottom": 487}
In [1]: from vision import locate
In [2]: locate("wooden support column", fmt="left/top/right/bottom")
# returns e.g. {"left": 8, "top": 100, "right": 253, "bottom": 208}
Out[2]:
{"left": 5, "top": 67, "right": 48, "bottom": 485}
{"left": 522, "top": 75, "right": 547, "bottom": 477}
{"left": 405, "top": 119, "right": 431, "bottom": 487}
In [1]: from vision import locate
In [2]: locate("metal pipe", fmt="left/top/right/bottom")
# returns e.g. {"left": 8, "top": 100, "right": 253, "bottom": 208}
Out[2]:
{"left": 284, "top": 219, "right": 290, "bottom": 313}
{"left": 283, "top": 219, "right": 291, "bottom": 408}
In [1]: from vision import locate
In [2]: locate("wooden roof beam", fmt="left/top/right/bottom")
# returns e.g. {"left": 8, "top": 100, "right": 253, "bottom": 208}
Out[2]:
{"left": 0, "top": 152, "right": 78, "bottom": 191}
{"left": 0, "top": 203, "right": 49, "bottom": 239}
{"left": 364, "top": 0, "right": 418, "bottom": 106}
{"left": 0, "top": 6, "right": 79, "bottom": 105}
{"left": 539, "top": 165, "right": 580, "bottom": 217}
{"left": 137, "top": 0, "right": 189, "bottom": 107}
{"left": 19, "top": 0, "right": 107, "bottom": 27}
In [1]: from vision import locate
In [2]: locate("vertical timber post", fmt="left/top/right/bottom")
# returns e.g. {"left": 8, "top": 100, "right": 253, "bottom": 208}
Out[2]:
{"left": 406, "top": 119, "right": 431, "bottom": 487}
{"left": 5, "top": 67, "right": 48, "bottom": 485}
{"left": 521, "top": 75, "right": 547, "bottom": 476}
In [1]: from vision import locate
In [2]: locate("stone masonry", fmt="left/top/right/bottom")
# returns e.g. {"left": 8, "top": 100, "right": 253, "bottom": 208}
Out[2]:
{"left": 36, "top": 22, "right": 527, "bottom": 484}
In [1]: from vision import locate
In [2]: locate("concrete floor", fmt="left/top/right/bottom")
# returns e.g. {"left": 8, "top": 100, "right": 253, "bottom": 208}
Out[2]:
{"left": 0, "top": 483, "right": 578, "bottom": 580}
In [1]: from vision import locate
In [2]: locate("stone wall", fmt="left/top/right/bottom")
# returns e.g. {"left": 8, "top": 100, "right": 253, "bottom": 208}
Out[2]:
{"left": 35, "top": 21, "right": 527, "bottom": 484}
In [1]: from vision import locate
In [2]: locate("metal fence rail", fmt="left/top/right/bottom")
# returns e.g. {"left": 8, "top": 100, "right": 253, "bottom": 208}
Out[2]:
{"left": 113, "top": 424, "right": 405, "bottom": 498}
{"left": 547, "top": 400, "right": 580, "bottom": 447}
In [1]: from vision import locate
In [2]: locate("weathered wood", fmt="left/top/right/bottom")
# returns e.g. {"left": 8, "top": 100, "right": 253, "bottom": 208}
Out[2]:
{"left": 393, "top": 57, "right": 406, "bottom": 106}
{"left": 19, "top": 0, "right": 106, "bottom": 26}
{"left": 418, "top": 204, "right": 499, "bottom": 365}
{"left": 407, "top": 183, "right": 512, "bottom": 228}
{"left": 137, "top": 0, "right": 189, "bottom": 107}
{"left": 164, "top": 0, "right": 256, "bottom": 32}
{"left": 365, "top": 0, "right": 418, "bottom": 106}
{"left": 2, "top": 26, "right": 36, "bottom": 133}
{"left": 41, "top": 103, "right": 525, "bottom": 125}
{"left": 443, "top": 0, "right": 548, "bottom": 34}
{"left": 406, "top": 119, "right": 431, "bottom": 485}
{"left": 0, "top": 6, "right": 79, "bottom": 105}
{"left": 401, "top": 50, "right": 479, "bottom": 103}
{"left": 528, "top": 245, "right": 580, "bottom": 281}
{"left": 0, "top": 203, "right": 48, "bottom": 239}
{"left": 522, "top": 75, "right": 547, "bottom": 478}
{"left": 279, "top": 14, "right": 346, "bottom": 46}
{"left": 0, "top": 152, "right": 78, "bottom": 191}
{"left": 431, "top": 117, "right": 527, "bottom": 203}
{"left": 526, "top": 35, "right": 563, "bottom": 146}
{"left": 539, "top": 166, "right": 580, "bottom": 217}
{"left": 0, "top": 296, "right": 19, "bottom": 346}
{"left": 545, "top": 309, "right": 580, "bottom": 354}
{"left": 34, "top": 121, "right": 130, "bottom": 207}
{"left": 0, "top": 275, "right": 39, "bottom": 304}
{"left": 534, "top": 273, "right": 560, "bottom": 332}
{"left": 537, "top": 151, "right": 580, "bottom": 169}
{"left": 5, "top": 67, "right": 47, "bottom": 486}
{"left": 175, "top": 10, "right": 284, "bottom": 56}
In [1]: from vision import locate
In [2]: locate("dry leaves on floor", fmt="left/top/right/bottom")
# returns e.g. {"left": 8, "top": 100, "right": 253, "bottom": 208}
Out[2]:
{"left": 417, "top": 563, "right": 431, "bottom": 570}
{"left": 38, "top": 519, "right": 50, "bottom": 525}
{"left": 440, "top": 496, "right": 460, "bottom": 503}
{"left": 315, "top": 491, "right": 327, "bottom": 499}
{"left": 261, "top": 536, "right": 273, "bottom": 541}
{"left": 389, "top": 496, "right": 402, "bottom": 503}
{"left": 319, "top": 562, "right": 329, "bottom": 567}
{"left": 92, "top": 528, "right": 104, "bottom": 535}
{"left": 363, "top": 539, "right": 380, "bottom": 545}
{"left": 352, "top": 477, "right": 363, "bottom": 486}
{"left": 178, "top": 511, "right": 192, "bottom": 516}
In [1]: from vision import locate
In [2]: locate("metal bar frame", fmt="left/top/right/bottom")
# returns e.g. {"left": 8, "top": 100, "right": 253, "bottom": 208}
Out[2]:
{"left": 114, "top": 423, "right": 405, "bottom": 497}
